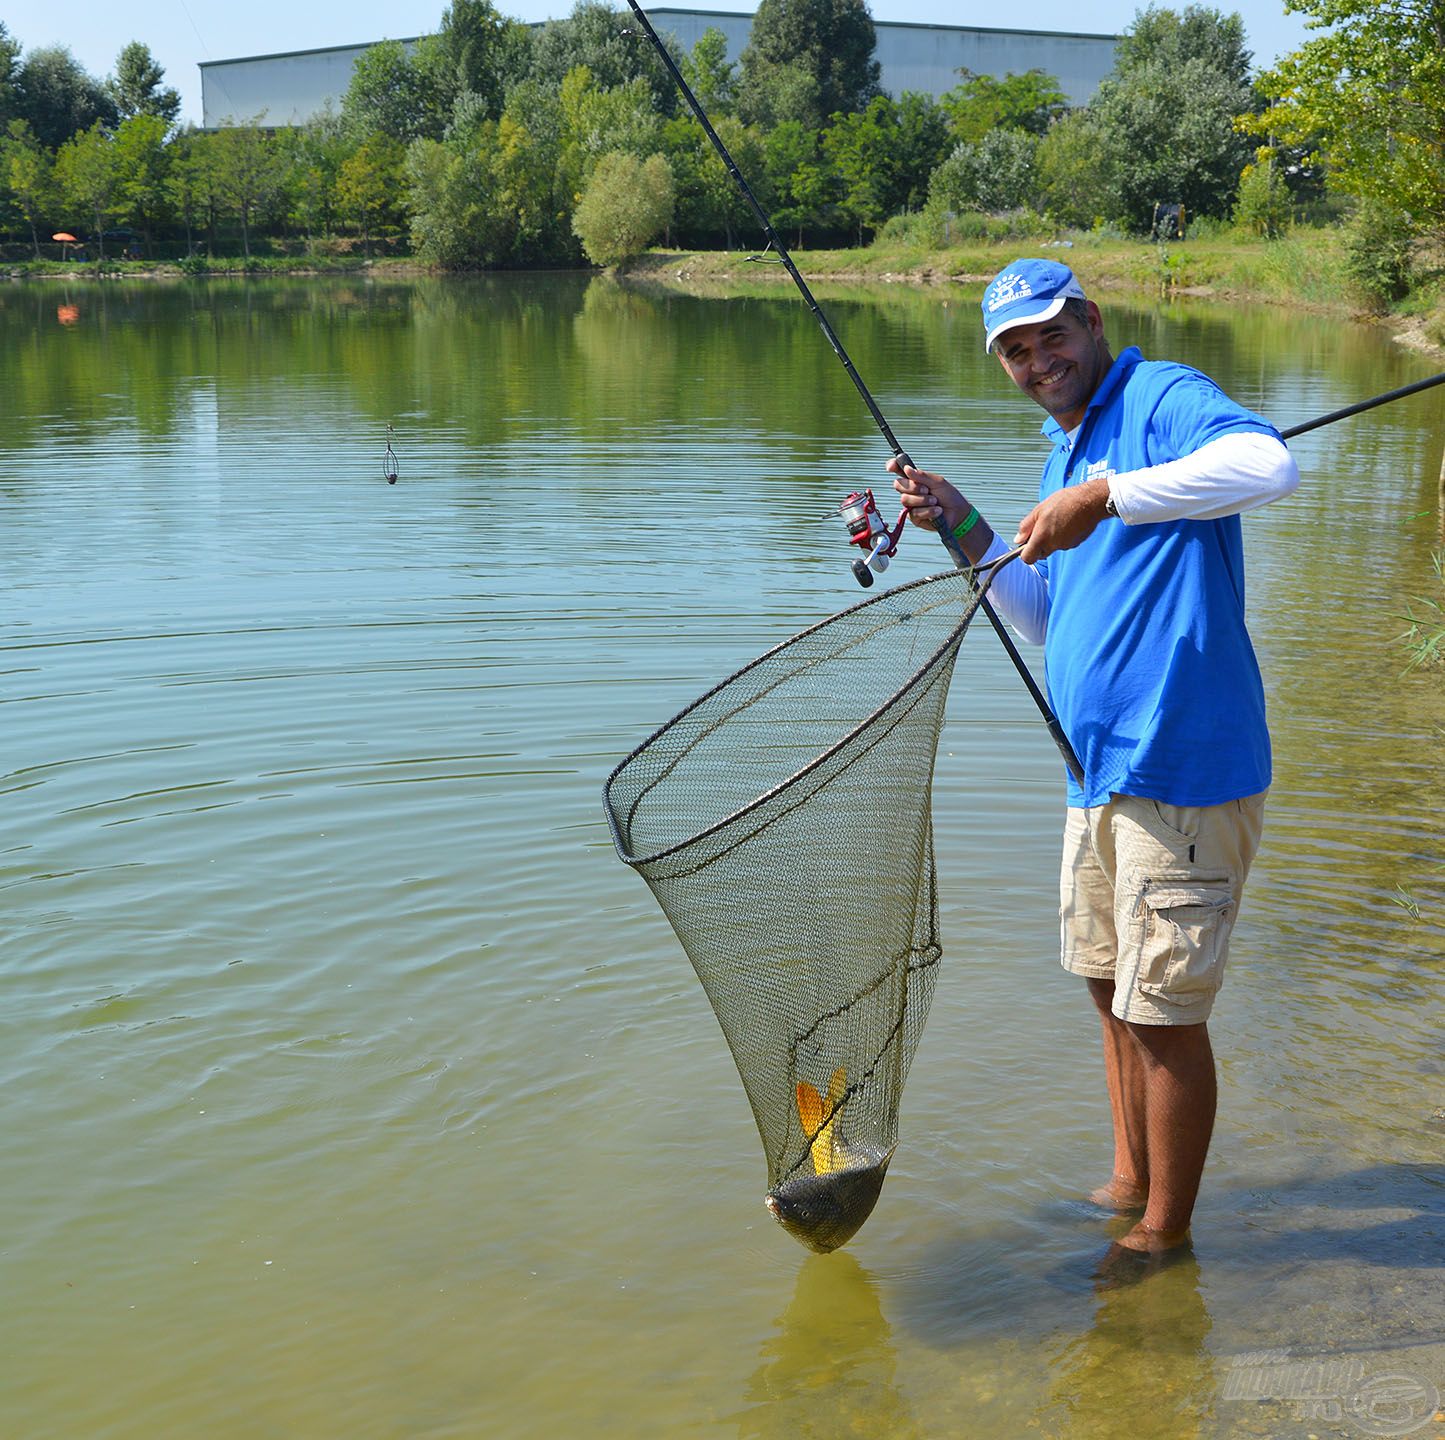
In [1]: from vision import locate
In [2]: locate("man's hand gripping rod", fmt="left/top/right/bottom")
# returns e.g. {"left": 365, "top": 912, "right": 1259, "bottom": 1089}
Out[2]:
{"left": 622, "top": 0, "right": 1085, "bottom": 784}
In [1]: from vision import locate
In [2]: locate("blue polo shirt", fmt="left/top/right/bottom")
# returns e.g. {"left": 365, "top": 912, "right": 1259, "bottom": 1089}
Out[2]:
{"left": 1034, "top": 347, "right": 1280, "bottom": 808}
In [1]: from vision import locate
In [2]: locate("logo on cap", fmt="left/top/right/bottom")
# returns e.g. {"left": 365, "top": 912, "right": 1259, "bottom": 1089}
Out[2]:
{"left": 986, "top": 272, "right": 1032, "bottom": 313}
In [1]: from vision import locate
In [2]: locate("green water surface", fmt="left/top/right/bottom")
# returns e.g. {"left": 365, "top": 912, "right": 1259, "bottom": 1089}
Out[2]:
{"left": 1, "top": 274, "right": 1441, "bottom": 1440}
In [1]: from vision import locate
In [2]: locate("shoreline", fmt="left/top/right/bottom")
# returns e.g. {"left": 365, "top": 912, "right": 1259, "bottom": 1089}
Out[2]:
{"left": 617, "top": 248, "right": 1445, "bottom": 362}
{"left": 9, "top": 243, "right": 1443, "bottom": 361}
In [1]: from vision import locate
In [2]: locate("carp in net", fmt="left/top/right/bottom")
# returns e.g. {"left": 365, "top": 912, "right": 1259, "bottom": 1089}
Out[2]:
{"left": 604, "top": 568, "right": 994, "bottom": 1252}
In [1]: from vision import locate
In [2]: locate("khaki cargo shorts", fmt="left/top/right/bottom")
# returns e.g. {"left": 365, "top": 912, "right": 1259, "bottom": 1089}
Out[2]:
{"left": 1060, "top": 791, "right": 1267, "bottom": 1026}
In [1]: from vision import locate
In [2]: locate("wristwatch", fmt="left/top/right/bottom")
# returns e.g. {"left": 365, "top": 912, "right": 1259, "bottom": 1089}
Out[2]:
{"left": 1104, "top": 489, "right": 1118, "bottom": 518}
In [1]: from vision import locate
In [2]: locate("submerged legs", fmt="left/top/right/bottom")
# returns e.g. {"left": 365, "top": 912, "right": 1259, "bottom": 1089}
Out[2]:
{"left": 1085, "top": 977, "right": 1215, "bottom": 1249}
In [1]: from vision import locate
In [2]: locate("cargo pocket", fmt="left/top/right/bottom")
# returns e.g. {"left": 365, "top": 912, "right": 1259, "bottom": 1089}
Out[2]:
{"left": 1136, "top": 883, "right": 1235, "bottom": 1004}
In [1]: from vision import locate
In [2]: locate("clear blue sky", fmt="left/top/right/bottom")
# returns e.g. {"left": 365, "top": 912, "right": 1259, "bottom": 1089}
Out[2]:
{"left": 6, "top": 1, "right": 1315, "bottom": 127}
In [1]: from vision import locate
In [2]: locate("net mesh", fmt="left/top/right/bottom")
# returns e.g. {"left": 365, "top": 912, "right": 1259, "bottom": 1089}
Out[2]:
{"left": 604, "top": 570, "right": 986, "bottom": 1251}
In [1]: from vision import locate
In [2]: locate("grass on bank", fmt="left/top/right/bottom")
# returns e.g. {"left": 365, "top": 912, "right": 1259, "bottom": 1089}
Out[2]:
{"left": 625, "top": 224, "right": 1357, "bottom": 308}
{"left": 623, "top": 222, "right": 1445, "bottom": 355}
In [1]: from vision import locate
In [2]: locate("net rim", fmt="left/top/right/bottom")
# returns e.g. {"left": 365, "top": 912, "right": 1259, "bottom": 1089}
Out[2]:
{"left": 603, "top": 569, "right": 981, "bottom": 868}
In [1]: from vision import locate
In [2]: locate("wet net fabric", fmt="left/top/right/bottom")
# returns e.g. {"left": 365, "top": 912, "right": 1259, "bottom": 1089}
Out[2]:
{"left": 604, "top": 570, "right": 986, "bottom": 1251}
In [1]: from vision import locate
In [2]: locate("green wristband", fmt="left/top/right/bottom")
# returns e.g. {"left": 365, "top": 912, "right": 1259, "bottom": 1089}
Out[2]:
{"left": 952, "top": 507, "right": 981, "bottom": 539}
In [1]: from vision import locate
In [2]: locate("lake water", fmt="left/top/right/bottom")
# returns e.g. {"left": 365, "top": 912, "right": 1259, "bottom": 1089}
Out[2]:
{"left": 2, "top": 273, "right": 1442, "bottom": 1439}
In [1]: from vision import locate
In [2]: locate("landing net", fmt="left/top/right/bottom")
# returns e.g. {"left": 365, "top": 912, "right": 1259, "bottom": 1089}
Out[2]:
{"left": 604, "top": 569, "right": 987, "bottom": 1251}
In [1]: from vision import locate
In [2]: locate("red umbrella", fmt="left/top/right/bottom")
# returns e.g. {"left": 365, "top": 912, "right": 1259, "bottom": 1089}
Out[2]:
{"left": 52, "top": 232, "right": 77, "bottom": 242}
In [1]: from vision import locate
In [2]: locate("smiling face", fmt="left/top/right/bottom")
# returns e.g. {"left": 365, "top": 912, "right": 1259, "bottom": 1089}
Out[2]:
{"left": 994, "top": 301, "right": 1113, "bottom": 430}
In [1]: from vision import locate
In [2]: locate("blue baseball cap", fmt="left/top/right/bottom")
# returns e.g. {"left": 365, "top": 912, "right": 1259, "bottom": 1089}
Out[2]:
{"left": 981, "top": 259, "right": 1088, "bottom": 353}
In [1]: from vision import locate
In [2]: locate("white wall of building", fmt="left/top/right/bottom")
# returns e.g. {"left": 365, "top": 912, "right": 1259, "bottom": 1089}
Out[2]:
{"left": 202, "top": 40, "right": 420, "bottom": 128}
{"left": 200, "top": 10, "right": 1115, "bottom": 129}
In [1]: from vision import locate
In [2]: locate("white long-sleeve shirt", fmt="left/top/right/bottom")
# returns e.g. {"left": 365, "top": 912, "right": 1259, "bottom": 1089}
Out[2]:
{"left": 978, "top": 431, "right": 1300, "bottom": 645}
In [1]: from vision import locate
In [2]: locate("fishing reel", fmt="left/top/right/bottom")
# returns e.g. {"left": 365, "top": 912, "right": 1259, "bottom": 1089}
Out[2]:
{"left": 840, "top": 489, "right": 906, "bottom": 588}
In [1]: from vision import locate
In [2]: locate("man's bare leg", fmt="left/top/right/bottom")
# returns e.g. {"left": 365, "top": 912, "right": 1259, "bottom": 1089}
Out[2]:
{"left": 1085, "top": 978, "right": 1149, "bottom": 1211}
{"left": 1115, "top": 1020, "right": 1217, "bottom": 1250}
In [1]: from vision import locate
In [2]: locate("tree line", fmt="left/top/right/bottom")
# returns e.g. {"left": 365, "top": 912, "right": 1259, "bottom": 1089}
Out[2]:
{"left": 1, "top": 0, "right": 1439, "bottom": 299}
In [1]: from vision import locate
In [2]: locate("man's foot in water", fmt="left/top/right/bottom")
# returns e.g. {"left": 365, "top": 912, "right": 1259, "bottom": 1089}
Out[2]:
{"left": 1093, "top": 1231, "right": 1194, "bottom": 1288}
{"left": 1113, "top": 1221, "right": 1190, "bottom": 1254}
{"left": 1086, "top": 1175, "right": 1148, "bottom": 1213}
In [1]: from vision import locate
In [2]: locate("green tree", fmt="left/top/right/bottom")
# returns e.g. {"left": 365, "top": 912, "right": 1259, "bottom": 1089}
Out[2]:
{"left": 501, "top": 77, "right": 565, "bottom": 155}
{"left": 572, "top": 148, "right": 674, "bottom": 265}
{"left": 54, "top": 121, "right": 119, "bottom": 255}
{"left": 406, "top": 95, "right": 573, "bottom": 269}
{"left": 1083, "top": 5, "right": 1255, "bottom": 231}
{"left": 528, "top": 1, "right": 681, "bottom": 117}
{"left": 821, "top": 93, "right": 949, "bottom": 239}
{"left": 1256, "top": 0, "right": 1445, "bottom": 238}
{"left": 477, "top": 80, "right": 575, "bottom": 261}
{"left": 404, "top": 137, "right": 479, "bottom": 265}
{"left": 763, "top": 118, "right": 830, "bottom": 243}
{"left": 4, "top": 118, "right": 54, "bottom": 256}
{"left": 210, "top": 121, "right": 284, "bottom": 258}
{"left": 940, "top": 68, "right": 1068, "bottom": 143}
{"left": 680, "top": 27, "right": 736, "bottom": 116}
{"left": 342, "top": 39, "right": 441, "bottom": 144}
{"left": 698, "top": 116, "right": 767, "bottom": 247}
{"left": 112, "top": 112, "right": 172, "bottom": 253}
{"left": 737, "top": 0, "right": 880, "bottom": 131}
{"left": 822, "top": 96, "right": 899, "bottom": 240}
{"left": 16, "top": 45, "right": 116, "bottom": 148}
{"left": 288, "top": 110, "right": 350, "bottom": 244}
{"left": 167, "top": 126, "right": 218, "bottom": 254}
{"left": 492, "top": 108, "right": 573, "bottom": 263}
{"left": 1035, "top": 108, "right": 1106, "bottom": 227}
{"left": 1116, "top": 3, "right": 1252, "bottom": 80}
{"left": 107, "top": 41, "right": 180, "bottom": 124}
{"left": 893, "top": 92, "right": 950, "bottom": 211}
{"left": 423, "top": 0, "right": 533, "bottom": 122}
{"left": 336, "top": 132, "right": 404, "bottom": 254}
{"left": 558, "top": 65, "right": 661, "bottom": 198}
{"left": 1343, "top": 198, "right": 1416, "bottom": 308}
{"left": 0, "top": 23, "right": 21, "bottom": 128}
{"left": 659, "top": 113, "right": 711, "bottom": 240}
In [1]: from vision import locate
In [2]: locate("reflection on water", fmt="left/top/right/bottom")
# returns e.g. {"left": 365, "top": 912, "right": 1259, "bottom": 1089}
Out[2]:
{"left": 735, "top": 1254, "right": 920, "bottom": 1440}
{"left": 1044, "top": 1250, "right": 1214, "bottom": 1440}
{"left": 1, "top": 274, "right": 1442, "bottom": 1439}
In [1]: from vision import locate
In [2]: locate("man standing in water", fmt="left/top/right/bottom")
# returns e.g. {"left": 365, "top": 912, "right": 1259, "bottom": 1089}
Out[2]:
{"left": 889, "top": 260, "right": 1299, "bottom": 1258}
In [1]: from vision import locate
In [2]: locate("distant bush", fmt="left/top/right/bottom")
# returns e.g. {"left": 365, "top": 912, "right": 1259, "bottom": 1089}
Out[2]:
{"left": 1185, "top": 214, "right": 1230, "bottom": 240}
{"left": 875, "top": 211, "right": 931, "bottom": 245}
{"left": 1233, "top": 157, "right": 1291, "bottom": 238}
{"left": 573, "top": 150, "right": 675, "bottom": 267}
{"left": 1344, "top": 200, "right": 1416, "bottom": 309}
{"left": 927, "top": 130, "right": 1038, "bottom": 216}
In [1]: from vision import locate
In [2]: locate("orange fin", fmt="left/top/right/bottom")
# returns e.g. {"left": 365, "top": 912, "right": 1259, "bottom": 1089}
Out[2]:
{"left": 796, "top": 1068, "right": 850, "bottom": 1176}
{"left": 796, "top": 1081, "right": 823, "bottom": 1136}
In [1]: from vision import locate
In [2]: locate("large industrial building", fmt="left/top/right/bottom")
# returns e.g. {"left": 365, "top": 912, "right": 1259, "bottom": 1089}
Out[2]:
{"left": 199, "top": 7, "right": 1117, "bottom": 128}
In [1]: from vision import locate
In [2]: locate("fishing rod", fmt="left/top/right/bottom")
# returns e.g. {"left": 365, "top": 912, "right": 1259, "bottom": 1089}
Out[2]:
{"left": 622, "top": 0, "right": 1084, "bottom": 783}
{"left": 1280, "top": 369, "right": 1445, "bottom": 440}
